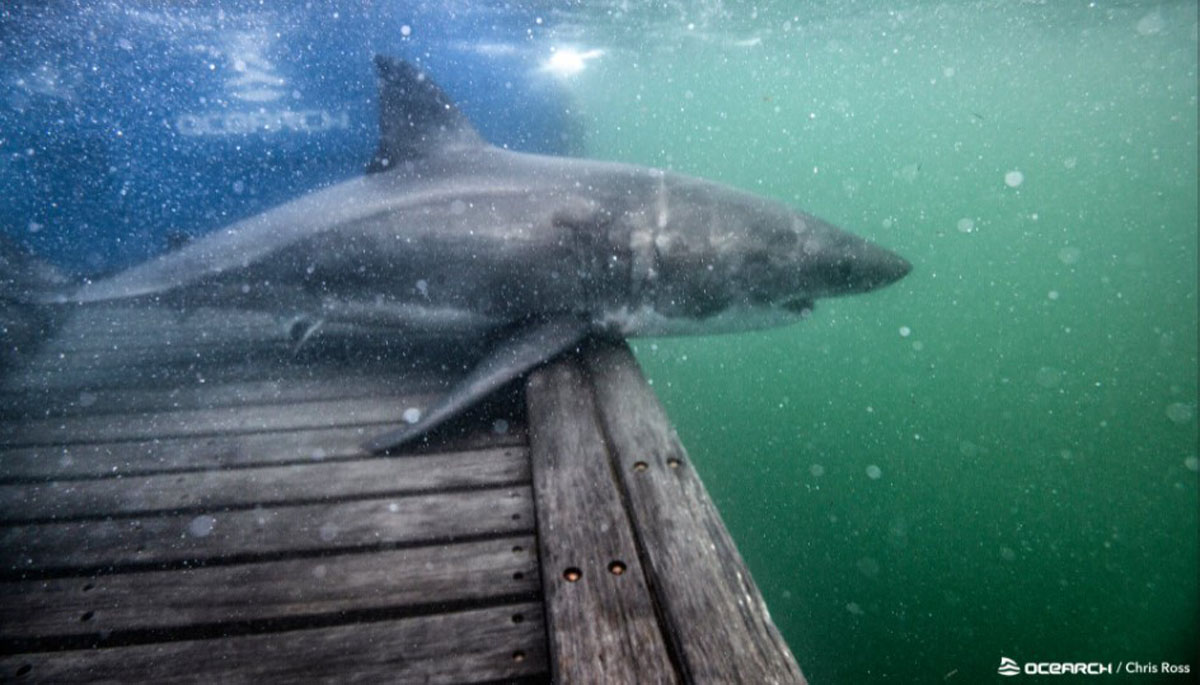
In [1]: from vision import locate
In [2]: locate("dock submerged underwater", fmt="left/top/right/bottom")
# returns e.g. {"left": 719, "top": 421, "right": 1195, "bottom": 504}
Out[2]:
{"left": 1, "top": 303, "right": 804, "bottom": 683}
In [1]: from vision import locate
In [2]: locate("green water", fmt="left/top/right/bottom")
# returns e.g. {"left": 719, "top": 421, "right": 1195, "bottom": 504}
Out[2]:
{"left": 565, "top": 1, "right": 1197, "bottom": 681}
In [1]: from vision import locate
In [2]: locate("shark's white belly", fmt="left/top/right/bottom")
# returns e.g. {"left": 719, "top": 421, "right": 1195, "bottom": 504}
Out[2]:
{"left": 595, "top": 303, "right": 806, "bottom": 338}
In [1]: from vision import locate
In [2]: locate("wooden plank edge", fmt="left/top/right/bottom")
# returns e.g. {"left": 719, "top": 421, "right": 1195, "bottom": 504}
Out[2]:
{"left": 581, "top": 339, "right": 808, "bottom": 685}
{"left": 526, "top": 358, "right": 678, "bottom": 684}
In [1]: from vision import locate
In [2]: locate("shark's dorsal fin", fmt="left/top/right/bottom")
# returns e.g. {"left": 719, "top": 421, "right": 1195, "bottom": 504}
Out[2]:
{"left": 367, "top": 56, "right": 485, "bottom": 173}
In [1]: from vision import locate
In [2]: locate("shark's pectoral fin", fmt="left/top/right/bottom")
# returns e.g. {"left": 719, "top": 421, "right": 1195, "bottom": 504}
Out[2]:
{"left": 364, "top": 315, "right": 591, "bottom": 453}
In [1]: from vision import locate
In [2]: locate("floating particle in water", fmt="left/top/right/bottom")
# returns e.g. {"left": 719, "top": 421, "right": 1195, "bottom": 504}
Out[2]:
{"left": 319, "top": 522, "right": 339, "bottom": 542}
{"left": 388, "top": 502, "right": 400, "bottom": 512}
{"left": 1136, "top": 10, "right": 1166, "bottom": 35}
{"left": 1047, "top": 290, "right": 1059, "bottom": 301}
{"left": 403, "top": 407, "right": 422, "bottom": 424}
{"left": 809, "top": 464, "right": 826, "bottom": 478}
{"left": 865, "top": 464, "right": 882, "bottom": 480}
{"left": 1000, "top": 546, "right": 1016, "bottom": 561}
{"left": 188, "top": 515, "right": 216, "bottom": 538}
{"left": 1035, "top": 366, "right": 1063, "bottom": 389}
{"left": 492, "top": 418, "right": 510, "bottom": 435}
{"left": 400, "top": 24, "right": 412, "bottom": 37}
{"left": 956, "top": 217, "right": 975, "bottom": 233}
{"left": 27, "top": 220, "right": 42, "bottom": 233}
{"left": 1063, "top": 156, "right": 1078, "bottom": 169}
{"left": 1165, "top": 403, "right": 1194, "bottom": 424}
{"left": 856, "top": 557, "right": 881, "bottom": 578}
{"left": 232, "top": 180, "right": 245, "bottom": 194}
{"left": 898, "top": 326, "right": 911, "bottom": 337}
{"left": 846, "top": 602, "right": 864, "bottom": 615}
{"left": 943, "top": 66, "right": 956, "bottom": 78}
{"left": 1058, "top": 246, "right": 1082, "bottom": 265}
{"left": 1184, "top": 456, "right": 1198, "bottom": 472}
{"left": 887, "top": 517, "right": 909, "bottom": 548}
{"left": 1004, "top": 170, "right": 1024, "bottom": 188}
{"left": 415, "top": 279, "right": 428, "bottom": 297}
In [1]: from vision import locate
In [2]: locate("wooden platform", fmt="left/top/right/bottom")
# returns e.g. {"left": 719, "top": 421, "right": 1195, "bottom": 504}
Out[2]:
{"left": 0, "top": 303, "right": 805, "bottom": 684}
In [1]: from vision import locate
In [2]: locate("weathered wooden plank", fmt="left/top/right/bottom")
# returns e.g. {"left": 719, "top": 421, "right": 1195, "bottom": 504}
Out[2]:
{"left": 526, "top": 359, "right": 678, "bottom": 684}
{"left": 583, "top": 340, "right": 807, "bottom": 685}
{"left": 2, "top": 486, "right": 533, "bottom": 573}
{"left": 0, "top": 446, "right": 529, "bottom": 522}
{"left": 0, "top": 422, "right": 526, "bottom": 482}
{"left": 1, "top": 536, "right": 538, "bottom": 642}
{"left": 0, "top": 370, "right": 447, "bottom": 421}
{"left": 5, "top": 332, "right": 482, "bottom": 397}
{"left": 0, "top": 602, "right": 547, "bottom": 684}
{"left": 0, "top": 394, "right": 443, "bottom": 447}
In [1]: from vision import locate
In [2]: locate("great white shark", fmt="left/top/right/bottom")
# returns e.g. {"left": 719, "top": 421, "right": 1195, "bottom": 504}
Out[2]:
{"left": 63, "top": 56, "right": 911, "bottom": 452}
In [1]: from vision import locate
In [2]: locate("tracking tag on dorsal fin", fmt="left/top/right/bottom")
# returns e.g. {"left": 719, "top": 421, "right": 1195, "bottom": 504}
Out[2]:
{"left": 367, "top": 55, "right": 486, "bottom": 173}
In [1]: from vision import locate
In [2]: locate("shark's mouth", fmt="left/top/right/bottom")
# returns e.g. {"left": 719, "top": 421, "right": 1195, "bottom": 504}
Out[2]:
{"left": 780, "top": 297, "right": 815, "bottom": 315}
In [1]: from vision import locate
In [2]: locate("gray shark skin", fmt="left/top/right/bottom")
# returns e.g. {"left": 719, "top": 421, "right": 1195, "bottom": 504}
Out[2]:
{"left": 67, "top": 56, "right": 911, "bottom": 452}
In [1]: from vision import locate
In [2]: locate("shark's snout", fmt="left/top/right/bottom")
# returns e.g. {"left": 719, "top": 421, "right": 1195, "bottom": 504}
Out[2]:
{"left": 856, "top": 243, "right": 912, "bottom": 292}
{"left": 809, "top": 237, "right": 911, "bottom": 297}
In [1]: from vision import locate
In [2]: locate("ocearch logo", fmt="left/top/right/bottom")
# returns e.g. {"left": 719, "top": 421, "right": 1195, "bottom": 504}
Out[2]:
{"left": 998, "top": 657, "right": 1116, "bottom": 676}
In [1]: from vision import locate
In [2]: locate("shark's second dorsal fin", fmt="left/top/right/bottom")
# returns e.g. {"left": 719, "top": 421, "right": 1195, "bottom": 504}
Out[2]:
{"left": 367, "top": 56, "right": 486, "bottom": 173}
